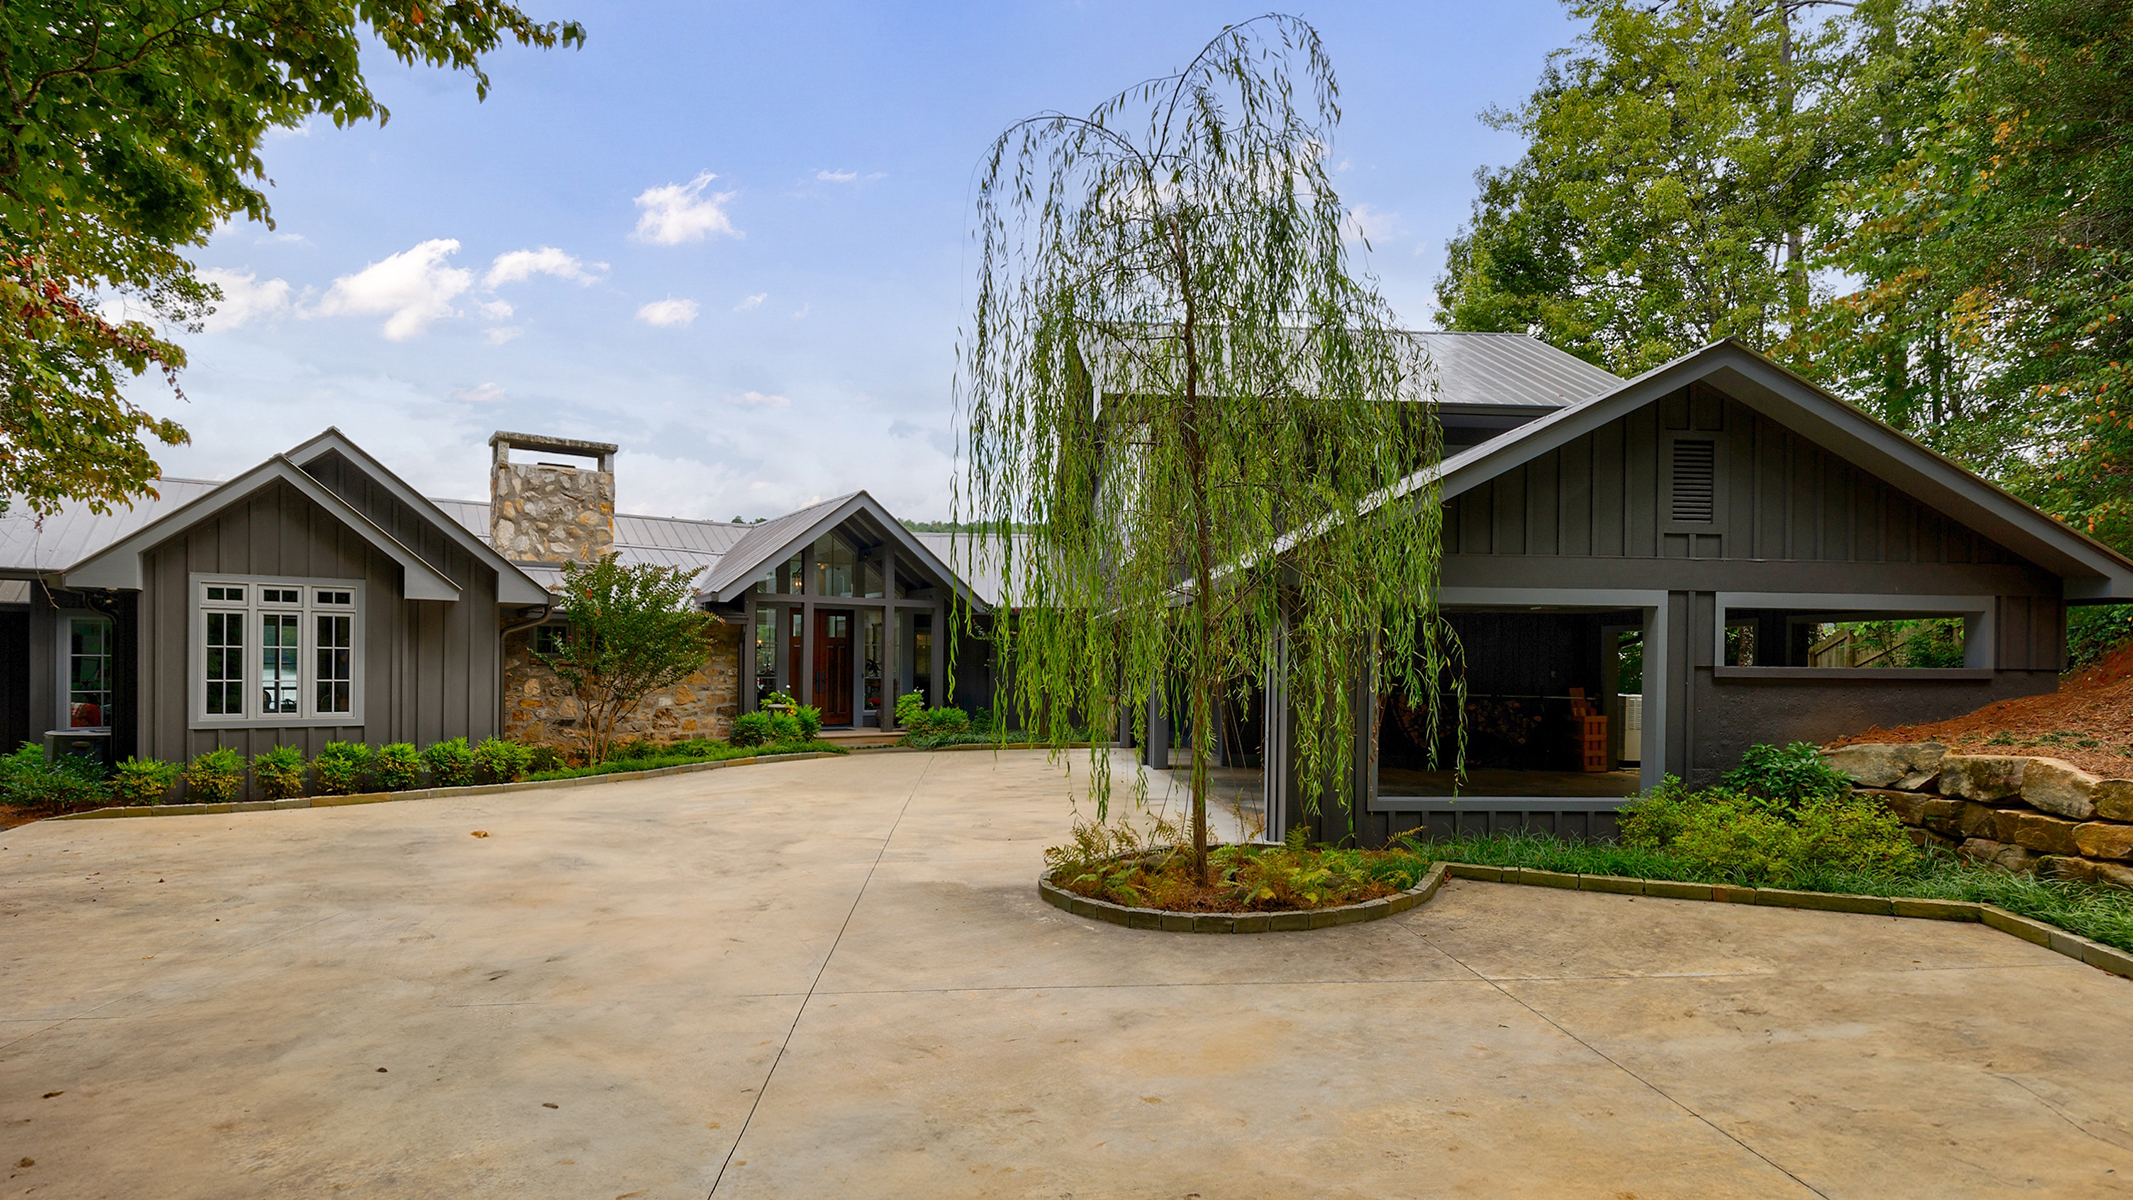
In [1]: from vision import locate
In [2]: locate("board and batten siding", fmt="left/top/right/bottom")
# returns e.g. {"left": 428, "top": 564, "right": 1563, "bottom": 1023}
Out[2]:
{"left": 1437, "top": 382, "right": 2066, "bottom": 668}
{"left": 136, "top": 478, "right": 503, "bottom": 784}
{"left": 1293, "top": 380, "right": 2074, "bottom": 846}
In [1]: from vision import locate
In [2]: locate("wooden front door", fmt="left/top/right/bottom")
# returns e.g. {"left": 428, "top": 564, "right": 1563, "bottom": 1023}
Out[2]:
{"left": 813, "top": 610, "right": 853, "bottom": 725}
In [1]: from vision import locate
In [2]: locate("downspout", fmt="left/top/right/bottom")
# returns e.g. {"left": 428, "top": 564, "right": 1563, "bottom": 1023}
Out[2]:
{"left": 498, "top": 602, "right": 553, "bottom": 739}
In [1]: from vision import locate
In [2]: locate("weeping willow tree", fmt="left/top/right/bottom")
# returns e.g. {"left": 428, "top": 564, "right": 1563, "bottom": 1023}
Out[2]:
{"left": 957, "top": 16, "right": 1457, "bottom": 879}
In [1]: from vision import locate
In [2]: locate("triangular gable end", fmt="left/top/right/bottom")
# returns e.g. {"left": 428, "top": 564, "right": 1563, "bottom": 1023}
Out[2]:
{"left": 700, "top": 492, "right": 990, "bottom": 612}
{"left": 1419, "top": 341, "right": 2133, "bottom": 599}
{"left": 284, "top": 427, "right": 551, "bottom": 606}
{"left": 61, "top": 457, "right": 461, "bottom": 600}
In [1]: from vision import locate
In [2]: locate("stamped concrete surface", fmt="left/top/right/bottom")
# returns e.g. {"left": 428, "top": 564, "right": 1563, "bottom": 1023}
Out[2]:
{"left": 3, "top": 751, "right": 2130, "bottom": 1199}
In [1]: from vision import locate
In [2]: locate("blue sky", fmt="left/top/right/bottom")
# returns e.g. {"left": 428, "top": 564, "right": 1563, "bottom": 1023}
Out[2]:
{"left": 153, "top": 1, "right": 1585, "bottom": 520}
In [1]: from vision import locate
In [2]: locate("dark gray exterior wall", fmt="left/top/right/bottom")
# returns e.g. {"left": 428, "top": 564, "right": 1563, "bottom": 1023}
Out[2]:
{"left": 136, "top": 478, "right": 502, "bottom": 793}
{"left": 1296, "top": 379, "right": 2071, "bottom": 846}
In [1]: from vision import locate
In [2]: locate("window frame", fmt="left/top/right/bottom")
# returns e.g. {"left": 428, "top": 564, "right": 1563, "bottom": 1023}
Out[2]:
{"left": 56, "top": 611, "right": 115, "bottom": 730}
{"left": 1711, "top": 591, "right": 1996, "bottom": 679}
{"left": 188, "top": 573, "right": 365, "bottom": 728}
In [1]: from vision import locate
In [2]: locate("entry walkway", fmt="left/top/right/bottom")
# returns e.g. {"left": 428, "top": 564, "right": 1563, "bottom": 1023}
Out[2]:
{"left": 3, "top": 751, "right": 2129, "bottom": 1198}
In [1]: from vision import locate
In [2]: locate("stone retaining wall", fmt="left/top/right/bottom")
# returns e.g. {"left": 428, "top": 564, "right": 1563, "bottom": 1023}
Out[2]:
{"left": 1824, "top": 743, "right": 2133, "bottom": 889}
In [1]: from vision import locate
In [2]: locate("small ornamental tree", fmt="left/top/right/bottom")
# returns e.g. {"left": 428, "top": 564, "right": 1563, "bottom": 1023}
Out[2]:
{"left": 535, "top": 555, "right": 712, "bottom": 764}
{"left": 959, "top": 16, "right": 1456, "bottom": 881}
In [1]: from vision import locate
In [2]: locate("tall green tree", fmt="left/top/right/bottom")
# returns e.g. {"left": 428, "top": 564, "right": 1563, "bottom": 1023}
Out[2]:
{"left": 1808, "top": 0, "right": 2133, "bottom": 547}
{"left": 1435, "top": 0, "right": 1847, "bottom": 374}
{"left": 1, "top": 1, "right": 584, "bottom": 515}
{"left": 960, "top": 16, "right": 1454, "bottom": 876}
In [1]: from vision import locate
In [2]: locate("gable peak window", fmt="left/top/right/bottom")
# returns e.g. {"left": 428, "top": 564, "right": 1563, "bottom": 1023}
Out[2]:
{"left": 193, "top": 577, "right": 361, "bottom": 726}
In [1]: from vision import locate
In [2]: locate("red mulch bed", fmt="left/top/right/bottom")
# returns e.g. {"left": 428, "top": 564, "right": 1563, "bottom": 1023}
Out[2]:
{"left": 1828, "top": 642, "right": 2133, "bottom": 777}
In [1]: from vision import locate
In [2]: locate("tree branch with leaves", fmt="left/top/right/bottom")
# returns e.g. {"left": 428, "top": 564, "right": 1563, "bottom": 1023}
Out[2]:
{"left": 0, "top": 0, "right": 584, "bottom": 515}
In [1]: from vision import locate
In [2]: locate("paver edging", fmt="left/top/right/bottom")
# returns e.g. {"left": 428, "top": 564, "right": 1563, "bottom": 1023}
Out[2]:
{"left": 1037, "top": 855, "right": 2133, "bottom": 975}
{"left": 1035, "top": 862, "right": 1449, "bottom": 934}
{"left": 1462, "top": 866, "right": 2131, "bottom": 982}
{"left": 48, "top": 751, "right": 845, "bottom": 823}
{"left": 855, "top": 741, "right": 1099, "bottom": 755}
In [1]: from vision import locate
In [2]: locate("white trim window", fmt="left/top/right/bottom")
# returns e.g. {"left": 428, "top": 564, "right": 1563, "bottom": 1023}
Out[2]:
{"left": 60, "top": 613, "right": 115, "bottom": 729}
{"left": 192, "top": 577, "right": 362, "bottom": 727}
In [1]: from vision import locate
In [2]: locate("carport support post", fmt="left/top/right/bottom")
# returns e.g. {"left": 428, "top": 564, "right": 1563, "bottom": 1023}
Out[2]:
{"left": 929, "top": 602, "right": 946, "bottom": 706}
{"left": 882, "top": 549, "right": 898, "bottom": 729}
{"left": 800, "top": 545, "right": 817, "bottom": 711}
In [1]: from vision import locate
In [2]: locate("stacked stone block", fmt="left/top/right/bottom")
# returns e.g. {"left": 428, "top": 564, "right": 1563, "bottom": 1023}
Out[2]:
{"left": 1824, "top": 743, "right": 2133, "bottom": 889}
{"left": 502, "top": 624, "right": 743, "bottom": 749}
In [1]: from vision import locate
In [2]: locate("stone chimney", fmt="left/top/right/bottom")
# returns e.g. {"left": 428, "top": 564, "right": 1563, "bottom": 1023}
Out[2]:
{"left": 489, "top": 431, "right": 618, "bottom": 564}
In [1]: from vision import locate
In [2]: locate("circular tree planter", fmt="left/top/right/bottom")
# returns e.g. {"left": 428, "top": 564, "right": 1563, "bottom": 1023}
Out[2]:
{"left": 1037, "top": 861, "right": 1450, "bottom": 934}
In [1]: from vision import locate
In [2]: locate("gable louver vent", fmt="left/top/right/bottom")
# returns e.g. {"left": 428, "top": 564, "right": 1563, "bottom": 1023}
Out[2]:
{"left": 1671, "top": 439, "right": 1716, "bottom": 523}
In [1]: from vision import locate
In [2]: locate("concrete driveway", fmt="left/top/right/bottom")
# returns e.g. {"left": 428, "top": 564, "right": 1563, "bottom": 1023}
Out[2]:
{"left": 3, "top": 749, "right": 2131, "bottom": 1199}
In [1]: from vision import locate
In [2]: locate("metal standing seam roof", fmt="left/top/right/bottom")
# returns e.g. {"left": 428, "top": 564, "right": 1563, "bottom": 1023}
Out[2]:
{"left": 0, "top": 478, "right": 224, "bottom": 574}
{"left": 1409, "top": 331, "right": 1623, "bottom": 409}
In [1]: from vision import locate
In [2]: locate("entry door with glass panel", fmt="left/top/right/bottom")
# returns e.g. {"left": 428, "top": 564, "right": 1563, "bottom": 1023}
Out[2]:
{"left": 814, "top": 610, "right": 853, "bottom": 725}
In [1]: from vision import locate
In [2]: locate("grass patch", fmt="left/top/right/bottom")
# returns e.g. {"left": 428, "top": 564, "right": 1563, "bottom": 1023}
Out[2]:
{"left": 526, "top": 739, "right": 840, "bottom": 782}
{"left": 1392, "top": 832, "right": 2133, "bottom": 953}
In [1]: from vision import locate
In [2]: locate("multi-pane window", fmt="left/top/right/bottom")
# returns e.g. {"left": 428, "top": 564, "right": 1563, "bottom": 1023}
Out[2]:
{"left": 204, "top": 587, "right": 246, "bottom": 716}
{"left": 65, "top": 616, "right": 114, "bottom": 728}
{"left": 195, "top": 578, "right": 359, "bottom": 724}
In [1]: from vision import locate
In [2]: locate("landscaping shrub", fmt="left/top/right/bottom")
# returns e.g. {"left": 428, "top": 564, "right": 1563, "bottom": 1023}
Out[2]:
{"left": 373, "top": 743, "right": 422, "bottom": 792}
{"left": 526, "top": 744, "right": 567, "bottom": 773}
{"left": 1621, "top": 761, "right": 1915, "bottom": 886}
{"left": 1719, "top": 741, "right": 1852, "bottom": 811}
{"left": 769, "top": 713, "right": 803, "bottom": 742}
{"left": 925, "top": 706, "right": 969, "bottom": 735}
{"left": 793, "top": 705, "right": 822, "bottom": 741}
{"left": 730, "top": 711, "right": 774, "bottom": 747}
{"left": 611, "top": 737, "right": 658, "bottom": 763}
{"left": 184, "top": 747, "right": 245, "bottom": 803}
{"left": 895, "top": 691, "right": 928, "bottom": 730}
{"left": 111, "top": 757, "right": 178, "bottom": 806}
{"left": 251, "top": 745, "right": 307, "bottom": 800}
{"left": 423, "top": 737, "right": 478, "bottom": 788}
{"left": 311, "top": 742, "right": 375, "bottom": 796}
{"left": 474, "top": 737, "right": 534, "bottom": 783}
{"left": 0, "top": 745, "right": 109, "bottom": 814}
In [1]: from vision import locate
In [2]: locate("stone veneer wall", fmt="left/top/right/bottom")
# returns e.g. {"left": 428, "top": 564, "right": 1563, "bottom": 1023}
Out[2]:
{"left": 503, "top": 624, "right": 742, "bottom": 748}
{"left": 491, "top": 462, "right": 615, "bottom": 564}
{"left": 1824, "top": 743, "right": 2133, "bottom": 890}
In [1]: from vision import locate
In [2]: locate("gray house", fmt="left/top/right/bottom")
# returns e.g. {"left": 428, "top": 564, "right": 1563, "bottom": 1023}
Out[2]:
{"left": 3, "top": 333, "right": 2126, "bottom": 825}
{"left": 1266, "top": 339, "right": 2133, "bottom": 845}
{"left": 0, "top": 429, "right": 986, "bottom": 792}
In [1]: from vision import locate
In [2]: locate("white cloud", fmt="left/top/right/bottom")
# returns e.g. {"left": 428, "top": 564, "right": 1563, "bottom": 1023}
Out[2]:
{"left": 791, "top": 302, "right": 810, "bottom": 319}
{"left": 728, "top": 391, "right": 789, "bottom": 407}
{"left": 483, "top": 326, "right": 524, "bottom": 345}
{"left": 632, "top": 172, "right": 741, "bottom": 244}
{"left": 477, "top": 299, "right": 515, "bottom": 320}
{"left": 816, "top": 169, "right": 858, "bottom": 183}
{"left": 635, "top": 298, "right": 699, "bottom": 327}
{"left": 1344, "top": 203, "right": 1397, "bottom": 245}
{"left": 483, "top": 246, "right": 605, "bottom": 289}
{"left": 453, "top": 382, "right": 507, "bottom": 404}
{"left": 197, "top": 268, "right": 292, "bottom": 331}
{"left": 734, "top": 292, "right": 768, "bottom": 311}
{"left": 313, "top": 238, "right": 472, "bottom": 340}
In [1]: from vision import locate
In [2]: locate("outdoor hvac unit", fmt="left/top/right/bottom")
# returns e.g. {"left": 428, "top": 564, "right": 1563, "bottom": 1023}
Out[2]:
{"left": 1618, "top": 694, "right": 1643, "bottom": 764}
